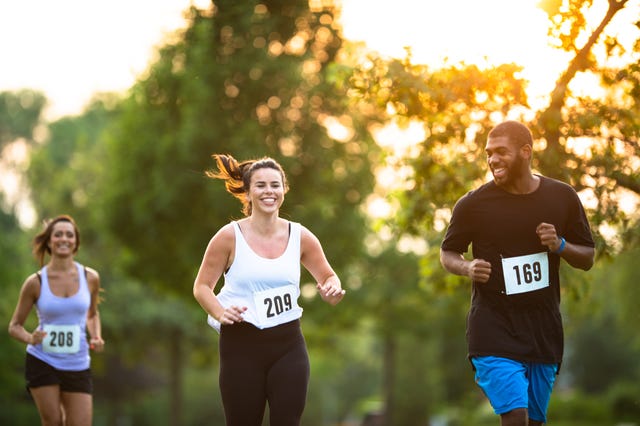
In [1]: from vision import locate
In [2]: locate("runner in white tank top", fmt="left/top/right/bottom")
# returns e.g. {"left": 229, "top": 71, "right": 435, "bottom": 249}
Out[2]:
{"left": 194, "top": 154, "right": 345, "bottom": 425}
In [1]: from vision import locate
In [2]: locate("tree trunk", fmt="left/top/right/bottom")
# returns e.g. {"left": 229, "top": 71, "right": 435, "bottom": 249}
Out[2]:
{"left": 383, "top": 334, "right": 396, "bottom": 426}
{"left": 169, "top": 329, "right": 183, "bottom": 426}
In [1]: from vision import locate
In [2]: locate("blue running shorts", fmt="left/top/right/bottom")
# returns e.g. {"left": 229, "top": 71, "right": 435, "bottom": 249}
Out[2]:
{"left": 471, "top": 356, "right": 558, "bottom": 423}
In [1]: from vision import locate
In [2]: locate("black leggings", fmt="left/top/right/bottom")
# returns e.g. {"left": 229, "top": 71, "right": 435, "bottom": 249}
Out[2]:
{"left": 219, "top": 319, "right": 310, "bottom": 426}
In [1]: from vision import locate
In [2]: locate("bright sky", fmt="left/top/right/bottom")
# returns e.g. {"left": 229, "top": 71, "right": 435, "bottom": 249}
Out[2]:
{"left": 2, "top": 0, "right": 636, "bottom": 120}
{"left": 0, "top": 0, "right": 562, "bottom": 120}
{"left": 342, "top": 0, "right": 547, "bottom": 60}
{"left": 0, "top": 0, "right": 209, "bottom": 119}
{"left": 340, "top": 0, "right": 565, "bottom": 98}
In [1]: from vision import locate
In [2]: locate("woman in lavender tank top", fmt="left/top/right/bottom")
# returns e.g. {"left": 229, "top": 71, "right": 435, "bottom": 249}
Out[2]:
{"left": 9, "top": 214, "right": 104, "bottom": 426}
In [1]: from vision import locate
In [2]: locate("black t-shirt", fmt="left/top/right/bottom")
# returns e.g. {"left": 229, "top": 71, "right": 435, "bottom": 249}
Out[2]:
{"left": 441, "top": 176, "right": 594, "bottom": 364}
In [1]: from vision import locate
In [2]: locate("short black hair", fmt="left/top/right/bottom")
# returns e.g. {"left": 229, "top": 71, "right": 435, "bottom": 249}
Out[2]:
{"left": 488, "top": 121, "right": 533, "bottom": 147}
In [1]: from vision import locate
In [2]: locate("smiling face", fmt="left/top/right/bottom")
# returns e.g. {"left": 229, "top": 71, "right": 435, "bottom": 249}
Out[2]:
{"left": 48, "top": 220, "right": 77, "bottom": 258}
{"left": 485, "top": 135, "right": 531, "bottom": 190}
{"left": 248, "top": 167, "right": 285, "bottom": 215}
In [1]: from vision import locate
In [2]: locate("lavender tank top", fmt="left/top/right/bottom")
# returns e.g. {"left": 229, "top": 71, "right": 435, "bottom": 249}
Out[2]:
{"left": 27, "top": 262, "right": 91, "bottom": 370}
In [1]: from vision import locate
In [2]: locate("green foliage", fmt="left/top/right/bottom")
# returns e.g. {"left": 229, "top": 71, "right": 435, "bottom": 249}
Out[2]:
{"left": 0, "top": 93, "right": 43, "bottom": 422}
{"left": 540, "top": 57, "right": 640, "bottom": 255}
{"left": 562, "top": 246, "right": 640, "bottom": 396}
{"left": 547, "top": 390, "right": 612, "bottom": 423}
{"left": 92, "top": 275, "right": 215, "bottom": 423}
{"left": 351, "top": 56, "right": 530, "bottom": 236}
{"left": 566, "top": 313, "right": 639, "bottom": 394}
{"left": 606, "top": 381, "right": 640, "bottom": 422}
{"left": 25, "top": 95, "right": 123, "bottom": 273}
{"left": 0, "top": 400, "right": 40, "bottom": 426}
{"left": 0, "top": 214, "right": 32, "bottom": 399}
{"left": 0, "top": 89, "right": 46, "bottom": 148}
{"left": 304, "top": 323, "right": 381, "bottom": 425}
{"left": 180, "top": 365, "right": 226, "bottom": 425}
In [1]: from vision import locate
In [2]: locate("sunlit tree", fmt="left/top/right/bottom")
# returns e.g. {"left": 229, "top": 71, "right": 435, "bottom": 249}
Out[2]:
{"left": 349, "top": 0, "right": 639, "bottom": 254}
{"left": 343, "top": 0, "right": 640, "bottom": 418}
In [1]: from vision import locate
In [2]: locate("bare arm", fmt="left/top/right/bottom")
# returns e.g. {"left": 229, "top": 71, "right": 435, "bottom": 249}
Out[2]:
{"left": 536, "top": 222, "right": 595, "bottom": 271}
{"left": 558, "top": 241, "right": 594, "bottom": 270}
{"left": 85, "top": 267, "right": 105, "bottom": 352}
{"left": 300, "top": 226, "right": 345, "bottom": 305}
{"left": 193, "top": 224, "right": 247, "bottom": 324}
{"left": 8, "top": 274, "right": 47, "bottom": 345}
{"left": 440, "top": 249, "right": 492, "bottom": 283}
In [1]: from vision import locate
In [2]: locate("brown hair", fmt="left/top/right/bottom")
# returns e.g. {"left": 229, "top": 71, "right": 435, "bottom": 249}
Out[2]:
{"left": 206, "top": 154, "right": 288, "bottom": 216}
{"left": 32, "top": 214, "right": 80, "bottom": 266}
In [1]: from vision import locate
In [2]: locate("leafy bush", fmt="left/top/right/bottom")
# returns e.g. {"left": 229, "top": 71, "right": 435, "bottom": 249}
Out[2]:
{"left": 547, "top": 390, "right": 611, "bottom": 422}
{"left": 607, "top": 382, "right": 640, "bottom": 423}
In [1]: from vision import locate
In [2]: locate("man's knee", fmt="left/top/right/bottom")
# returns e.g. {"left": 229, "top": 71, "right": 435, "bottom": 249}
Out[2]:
{"left": 500, "top": 407, "right": 528, "bottom": 426}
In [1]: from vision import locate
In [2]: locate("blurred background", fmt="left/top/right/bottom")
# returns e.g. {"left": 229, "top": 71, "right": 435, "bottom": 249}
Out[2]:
{"left": 1, "top": 0, "right": 639, "bottom": 424}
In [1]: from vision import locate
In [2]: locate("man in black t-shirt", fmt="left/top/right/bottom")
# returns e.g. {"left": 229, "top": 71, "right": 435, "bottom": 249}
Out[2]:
{"left": 440, "top": 121, "right": 594, "bottom": 426}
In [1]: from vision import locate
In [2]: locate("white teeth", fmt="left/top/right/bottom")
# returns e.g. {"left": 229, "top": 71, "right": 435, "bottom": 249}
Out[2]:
{"left": 492, "top": 167, "right": 506, "bottom": 178}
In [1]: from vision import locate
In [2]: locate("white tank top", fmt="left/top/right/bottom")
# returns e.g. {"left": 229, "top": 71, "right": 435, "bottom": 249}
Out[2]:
{"left": 207, "top": 221, "right": 303, "bottom": 332}
{"left": 27, "top": 262, "right": 91, "bottom": 371}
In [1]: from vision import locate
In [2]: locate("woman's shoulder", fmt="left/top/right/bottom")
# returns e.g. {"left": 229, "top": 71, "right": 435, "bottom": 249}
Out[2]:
{"left": 209, "top": 222, "right": 237, "bottom": 248}
{"left": 298, "top": 223, "right": 319, "bottom": 244}
{"left": 76, "top": 264, "right": 101, "bottom": 291}
{"left": 286, "top": 219, "right": 301, "bottom": 230}
{"left": 218, "top": 221, "right": 238, "bottom": 236}
{"left": 24, "top": 271, "right": 41, "bottom": 287}
{"left": 20, "top": 272, "right": 42, "bottom": 299}
{"left": 83, "top": 265, "right": 100, "bottom": 280}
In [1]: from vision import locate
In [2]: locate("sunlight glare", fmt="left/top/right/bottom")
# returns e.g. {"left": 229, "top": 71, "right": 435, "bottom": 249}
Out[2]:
{"left": 320, "top": 115, "right": 355, "bottom": 142}
{"left": 339, "top": 0, "right": 570, "bottom": 103}
{"left": 370, "top": 120, "right": 425, "bottom": 156}
{"left": 366, "top": 194, "right": 394, "bottom": 219}
{"left": 397, "top": 234, "right": 428, "bottom": 255}
{"left": 0, "top": 0, "right": 209, "bottom": 119}
{"left": 0, "top": 140, "right": 36, "bottom": 227}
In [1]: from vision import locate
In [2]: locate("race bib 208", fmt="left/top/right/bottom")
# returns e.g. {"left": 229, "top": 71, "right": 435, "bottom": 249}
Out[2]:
{"left": 42, "top": 324, "right": 81, "bottom": 354}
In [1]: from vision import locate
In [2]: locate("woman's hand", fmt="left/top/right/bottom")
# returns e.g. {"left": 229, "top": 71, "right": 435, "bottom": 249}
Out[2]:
{"left": 317, "top": 280, "right": 345, "bottom": 306}
{"left": 90, "top": 336, "right": 105, "bottom": 352}
{"left": 30, "top": 329, "right": 47, "bottom": 345}
{"left": 218, "top": 305, "right": 248, "bottom": 325}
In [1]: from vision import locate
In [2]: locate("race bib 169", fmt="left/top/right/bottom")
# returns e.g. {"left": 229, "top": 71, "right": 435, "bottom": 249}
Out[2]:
{"left": 501, "top": 252, "right": 550, "bottom": 295}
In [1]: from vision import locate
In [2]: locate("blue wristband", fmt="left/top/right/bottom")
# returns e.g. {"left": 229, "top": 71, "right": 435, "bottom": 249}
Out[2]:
{"left": 553, "top": 237, "right": 566, "bottom": 254}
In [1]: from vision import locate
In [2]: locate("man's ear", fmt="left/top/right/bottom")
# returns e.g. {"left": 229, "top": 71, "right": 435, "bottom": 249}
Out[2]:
{"left": 521, "top": 143, "right": 533, "bottom": 160}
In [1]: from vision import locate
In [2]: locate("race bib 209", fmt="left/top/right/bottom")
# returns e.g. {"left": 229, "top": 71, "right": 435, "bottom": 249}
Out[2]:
{"left": 253, "top": 285, "right": 298, "bottom": 327}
